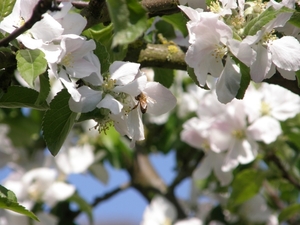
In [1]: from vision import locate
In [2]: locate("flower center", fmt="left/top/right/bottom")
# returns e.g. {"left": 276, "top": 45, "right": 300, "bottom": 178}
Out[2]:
{"left": 212, "top": 45, "right": 227, "bottom": 63}
{"left": 260, "top": 101, "right": 271, "bottom": 116}
{"left": 62, "top": 53, "right": 74, "bottom": 67}
{"left": 232, "top": 129, "right": 245, "bottom": 139}
{"left": 209, "top": 1, "right": 222, "bottom": 14}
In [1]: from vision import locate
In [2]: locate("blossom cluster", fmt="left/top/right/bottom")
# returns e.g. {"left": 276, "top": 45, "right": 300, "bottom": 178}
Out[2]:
{"left": 180, "top": 82, "right": 300, "bottom": 186}
{"left": 0, "top": 124, "right": 99, "bottom": 225}
{"left": 179, "top": 0, "right": 300, "bottom": 103}
{"left": 0, "top": 0, "right": 177, "bottom": 147}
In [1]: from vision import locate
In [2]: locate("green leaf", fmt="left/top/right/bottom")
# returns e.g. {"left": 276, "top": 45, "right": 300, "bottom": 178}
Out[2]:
{"left": 106, "top": 0, "right": 147, "bottom": 47}
{"left": 0, "top": 86, "right": 49, "bottom": 110}
{"left": 155, "top": 20, "right": 176, "bottom": 39}
{"left": 35, "top": 72, "right": 50, "bottom": 105}
{"left": 16, "top": 49, "right": 47, "bottom": 87}
{"left": 153, "top": 68, "right": 174, "bottom": 88}
{"left": 229, "top": 169, "right": 265, "bottom": 206}
{"left": 0, "top": 185, "right": 17, "bottom": 202}
{"left": 0, "top": 0, "right": 16, "bottom": 21}
{"left": 288, "top": 12, "right": 300, "bottom": 28}
{"left": 244, "top": 6, "right": 294, "bottom": 36}
{"left": 234, "top": 58, "right": 250, "bottom": 99}
{"left": 42, "top": 89, "right": 78, "bottom": 156}
{"left": 279, "top": 204, "right": 300, "bottom": 222}
{"left": 0, "top": 185, "right": 39, "bottom": 221}
{"left": 69, "top": 194, "right": 93, "bottom": 225}
{"left": 162, "top": 13, "right": 188, "bottom": 37}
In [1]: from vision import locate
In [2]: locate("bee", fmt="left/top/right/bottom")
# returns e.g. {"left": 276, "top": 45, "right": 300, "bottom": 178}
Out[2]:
{"left": 132, "top": 92, "right": 148, "bottom": 114}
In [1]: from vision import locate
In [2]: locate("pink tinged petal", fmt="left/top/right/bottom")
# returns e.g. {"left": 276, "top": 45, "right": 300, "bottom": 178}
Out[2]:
{"left": 113, "top": 75, "right": 147, "bottom": 96}
{"left": 143, "top": 82, "right": 177, "bottom": 115}
{"left": 30, "top": 14, "right": 63, "bottom": 42}
{"left": 59, "top": 70, "right": 81, "bottom": 102}
{"left": 237, "top": 139, "right": 257, "bottom": 164}
{"left": 209, "top": 128, "right": 232, "bottom": 152}
{"left": 216, "top": 57, "right": 241, "bottom": 103}
{"left": 110, "top": 61, "right": 141, "bottom": 85}
{"left": 269, "top": 36, "right": 300, "bottom": 71}
{"left": 247, "top": 116, "right": 282, "bottom": 144}
{"left": 97, "top": 94, "right": 123, "bottom": 114}
{"left": 250, "top": 44, "right": 272, "bottom": 82}
{"left": 180, "top": 118, "right": 209, "bottom": 149}
{"left": 43, "top": 182, "right": 75, "bottom": 207}
{"left": 228, "top": 39, "right": 256, "bottom": 67}
{"left": 178, "top": 5, "right": 201, "bottom": 21}
{"left": 267, "top": 85, "right": 300, "bottom": 120}
{"left": 222, "top": 140, "right": 241, "bottom": 171}
{"left": 68, "top": 86, "right": 102, "bottom": 113}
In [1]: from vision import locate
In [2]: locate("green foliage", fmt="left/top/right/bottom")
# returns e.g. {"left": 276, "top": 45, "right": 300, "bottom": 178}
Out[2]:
{"left": 243, "top": 6, "right": 294, "bottom": 36}
{"left": 288, "top": 12, "right": 300, "bottom": 28}
{"left": 69, "top": 194, "right": 93, "bottom": 225}
{"left": 153, "top": 68, "right": 174, "bottom": 88}
{"left": 0, "top": 0, "right": 16, "bottom": 21}
{"left": 279, "top": 204, "right": 300, "bottom": 222}
{"left": 0, "top": 185, "right": 39, "bottom": 221}
{"left": 229, "top": 169, "right": 265, "bottom": 206}
{"left": 16, "top": 49, "right": 47, "bottom": 87}
{"left": 106, "top": 0, "right": 147, "bottom": 47}
{"left": 162, "top": 13, "right": 189, "bottom": 37}
{"left": 0, "top": 86, "right": 49, "bottom": 110}
{"left": 234, "top": 58, "right": 250, "bottom": 100}
{"left": 155, "top": 20, "right": 176, "bottom": 39}
{"left": 99, "top": 127, "right": 133, "bottom": 169}
{"left": 42, "top": 89, "right": 77, "bottom": 156}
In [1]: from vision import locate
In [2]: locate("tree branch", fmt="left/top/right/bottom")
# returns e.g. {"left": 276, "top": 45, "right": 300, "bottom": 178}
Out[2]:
{"left": 0, "top": 0, "right": 60, "bottom": 47}
{"left": 125, "top": 42, "right": 187, "bottom": 70}
{"left": 266, "top": 152, "right": 300, "bottom": 190}
{"left": 70, "top": 182, "right": 131, "bottom": 220}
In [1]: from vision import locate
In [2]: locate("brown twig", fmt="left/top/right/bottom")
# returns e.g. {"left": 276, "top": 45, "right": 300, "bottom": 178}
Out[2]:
{"left": 69, "top": 182, "right": 131, "bottom": 220}
{"left": 0, "top": 0, "right": 60, "bottom": 47}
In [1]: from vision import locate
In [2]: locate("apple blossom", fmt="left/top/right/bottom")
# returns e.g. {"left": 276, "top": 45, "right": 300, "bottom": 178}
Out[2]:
{"left": 0, "top": 0, "right": 63, "bottom": 49}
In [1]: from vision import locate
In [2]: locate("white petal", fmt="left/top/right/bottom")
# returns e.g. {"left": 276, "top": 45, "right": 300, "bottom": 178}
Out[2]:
{"left": 110, "top": 61, "right": 140, "bottom": 85}
{"left": 55, "top": 144, "right": 94, "bottom": 174}
{"left": 97, "top": 94, "right": 123, "bottom": 114}
{"left": 30, "top": 14, "right": 63, "bottom": 42}
{"left": 43, "top": 182, "right": 75, "bottom": 207}
{"left": 113, "top": 75, "right": 147, "bottom": 96}
{"left": 269, "top": 36, "right": 300, "bottom": 71}
{"left": 247, "top": 116, "right": 282, "bottom": 144}
{"left": 250, "top": 44, "right": 272, "bottom": 82}
{"left": 68, "top": 86, "right": 102, "bottom": 113}
{"left": 143, "top": 82, "right": 177, "bottom": 115}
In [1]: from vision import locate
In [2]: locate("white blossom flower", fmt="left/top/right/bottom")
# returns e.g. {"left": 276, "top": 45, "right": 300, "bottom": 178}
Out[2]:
{"left": 0, "top": 0, "right": 63, "bottom": 49}
{"left": 141, "top": 195, "right": 177, "bottom": 225}
{"left": 3, "top": 168, "right": 75, "bottom": 208}
{"left": 55, "top": 143, "right": 95, "bottom": 175}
